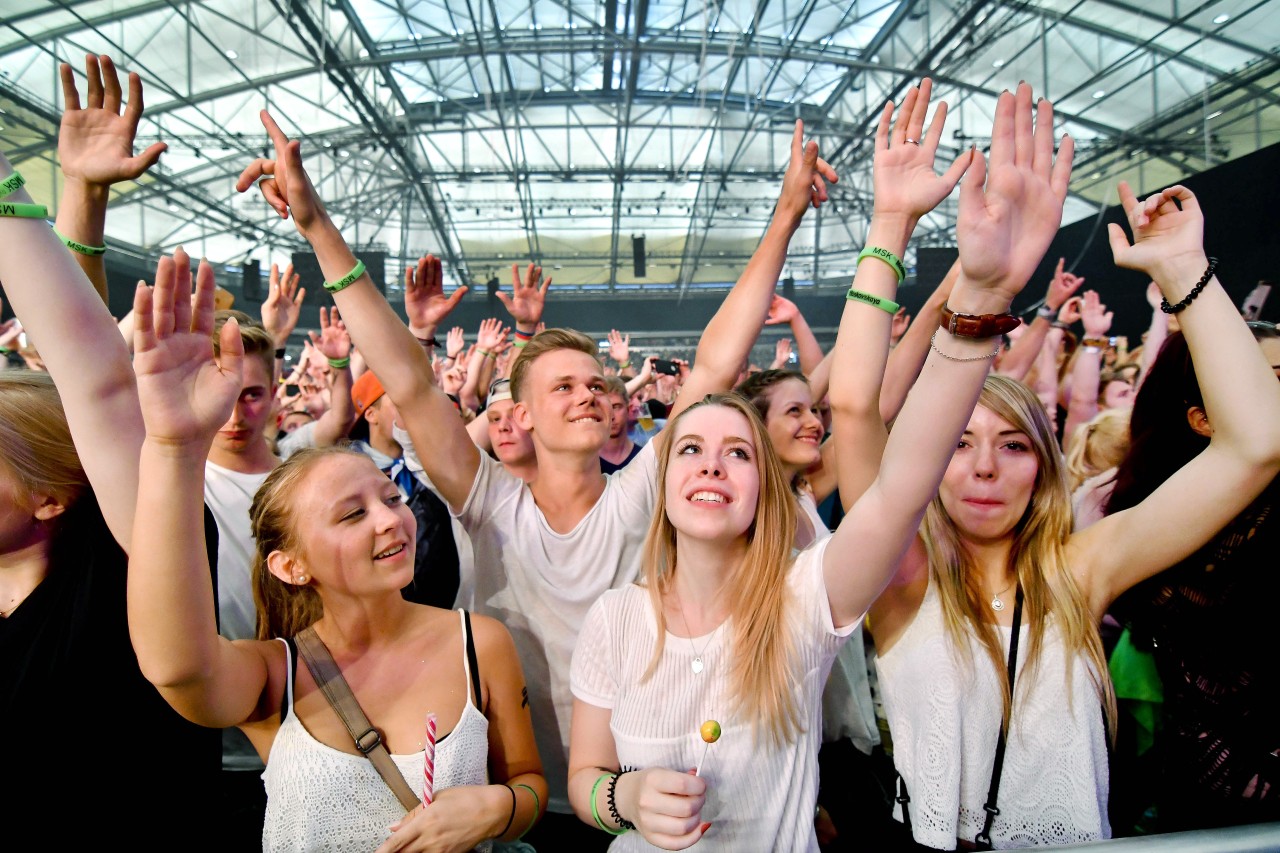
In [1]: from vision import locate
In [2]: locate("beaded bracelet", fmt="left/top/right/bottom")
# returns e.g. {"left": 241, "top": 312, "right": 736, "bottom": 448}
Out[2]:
{"left": 323, "top": 259, "right": 366, "bottom": 293}
{"left": 1160, "top": 257, "right": 1218, "bottom": 314}
{"left": 590, "top": 773, "right": 627, "bottom": 835}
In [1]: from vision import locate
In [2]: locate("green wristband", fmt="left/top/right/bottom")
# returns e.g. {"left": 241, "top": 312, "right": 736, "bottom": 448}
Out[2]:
{"left": 327, "top": 356, "right": 351, "bottom": 369}
{"left": 53, "top": 228, "right": 108, "bottom": 256}
{"left": 323, "top": 259, "right": 366, "bottom": 293}
{"left": 590, "top": 773, "right": 627, "bottom": 835}
{"left": 0, "top": 201, "right": 49, "bottom": 219}
{"left": 846, "top": 288, "right": 900, "bottom": 315}
{"left": 513, "top": 783, "right": 540, "bottom": 839}
{"left": 0, "top": 171, "right": 25, "bottom": 198}
{"left": 857, "top": 245, "right": 906, "bottom": 283}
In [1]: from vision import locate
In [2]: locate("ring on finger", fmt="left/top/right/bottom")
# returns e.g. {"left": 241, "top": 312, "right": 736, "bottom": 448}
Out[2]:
{"left": 904, "top": 138, "right": 922, "bottom": 145}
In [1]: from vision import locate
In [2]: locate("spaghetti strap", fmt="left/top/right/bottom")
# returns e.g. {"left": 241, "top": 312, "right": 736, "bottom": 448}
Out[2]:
{"left": 458, "top": 609, "right": 482, "bottom": 709}
{"left": 278, "top": 636, "right": 297, "bottom": 722}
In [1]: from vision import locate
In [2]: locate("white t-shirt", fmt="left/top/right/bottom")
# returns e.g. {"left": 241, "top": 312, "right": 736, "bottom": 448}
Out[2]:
{"left": 876, "top": 576, "right": 1110, "bottom": 849}
{"left": 454, "top": 442, "right": 659, "bottom": 813}
{"left": 204, "top": 460, "right": 271, "bottom": 771}
{"left": 570, "top": 537, "right": 856, "bottom": 851}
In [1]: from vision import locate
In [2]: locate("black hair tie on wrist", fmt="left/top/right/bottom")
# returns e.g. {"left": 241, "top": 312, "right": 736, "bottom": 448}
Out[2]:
{"left": 1160, "top": 257, "right": 1218, "bottom": 314}
{"left": 608, "top": 769, "right": 637, "bottom": 831}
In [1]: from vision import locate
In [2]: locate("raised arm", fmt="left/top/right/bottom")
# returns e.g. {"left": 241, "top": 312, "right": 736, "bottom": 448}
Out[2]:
{"left": 1061, "top": 290, "right": 1111, "bottom": 444}
{"left": 764, "top": 294, "right": 825, "bottom": 375}
{"left": 828, "top": 82, "right": 1072, "bottom": 627}
{"left": 996, "top": 258, "right": 1084, "bottom": 381}
{"left": 1071, "top": 184, "right": 1280, "bottom": 612}
{"left": 673, "top": 120, "right": 837, "bottom": 420}
{"left": 129, "top": 254, "right": 274, "bottom": 727}
{"left": 497, "top": 262, "right": 552, "bottom": 343}
{"left": 1135, "top": 282, "right": 1168, "bottom": 390}
{"left": 879, "top": 259, "right": 957, "bottom": 423}
{"left": 302, "top": 306, "right": 357, "bottom": 446}
{"left": 236, "top": 112, "right": 480, "bottom": 511}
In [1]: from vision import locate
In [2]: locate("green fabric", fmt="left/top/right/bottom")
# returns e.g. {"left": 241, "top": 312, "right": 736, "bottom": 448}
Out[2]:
{"left": 1109, "top": 628, "right": 1163, "bottom": 755}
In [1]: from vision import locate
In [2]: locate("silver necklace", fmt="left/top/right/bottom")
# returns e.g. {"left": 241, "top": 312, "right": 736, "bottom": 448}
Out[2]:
{"left": 674, "top": 597, "right": 714, "bottom": 674}
{"left": 989, "top": 579, "right": 1016, "bottom": 612}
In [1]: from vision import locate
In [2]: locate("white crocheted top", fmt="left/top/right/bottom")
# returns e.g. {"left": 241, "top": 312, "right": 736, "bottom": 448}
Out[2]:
{"left": 875, "top": 576, "right": 1110, "bottom": 850}
{"left": 262, "top": 610, "right": 492, "bottom": 852}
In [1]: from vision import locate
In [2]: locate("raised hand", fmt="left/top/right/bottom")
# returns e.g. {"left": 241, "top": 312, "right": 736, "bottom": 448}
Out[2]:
{"left": 1045, "top": 257, "right": 1085, "bottom": 310}
{"left": 307, "top": 306, "right": 351, "bottom": 361}
{"left": 764, "top": 294, "right": 800, "bottom": 326}
{"left": 955, "top": 83, "right": 1074, "bottom": 306}
{"left": 446, "top": 326, "right": 465, "bottom": 360}
{"left": 404, "top": 254, "right": 466, "bottom": 336}
{"left": 1080, "top": 291, "right": 1113, "bottom": 337}
{"left": 475, "top": 317, "right": 509, "bottom": 352}
{"left": 235, "top": 110, "right": 328, "bottom": 235}
{"left": 1058, "top": 295, "right": 1084, "bottom": 326}
{"left": 772, "top": 337, "right": 794, "bottom": 369}
{"left": 260, "top": 262, "right": 305, "bottom": 348}
{"left": 58, "top": 54, "right": 166, "bottom": 187}
{"left": 776, "top": 120, "right": 839, "bottom": 221}
{"left": 872, "top": 77, "right": 972, "bottom": 224}
{"left": 496, "top": 262, "right": 551, "bottom": 328}
{"left": 1106, "top": 183, "right": 1207, "bottom": 285}
{"left": 607, "top": 328, "right": 631, "bottom": 364}
{"left": 132, "top": 249, "right": 243, "bottom": 447}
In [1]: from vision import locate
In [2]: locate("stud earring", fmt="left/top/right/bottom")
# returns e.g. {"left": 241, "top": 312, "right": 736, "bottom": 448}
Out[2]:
{"left": 295, "top": 574, "right": 309, "bottom": 585}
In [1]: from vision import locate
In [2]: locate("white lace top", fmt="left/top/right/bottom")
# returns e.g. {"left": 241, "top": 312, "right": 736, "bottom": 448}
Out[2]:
{"left": 875, "top": 577, "right": 1110, "bottom": 850}
{"left": 261, "top": 610, "right": 492, "bottom": 852}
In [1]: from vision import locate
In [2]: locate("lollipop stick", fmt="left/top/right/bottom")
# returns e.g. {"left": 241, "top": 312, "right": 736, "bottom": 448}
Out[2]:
{"left": 695, "top": 742, "right": 711, "bottom": 777}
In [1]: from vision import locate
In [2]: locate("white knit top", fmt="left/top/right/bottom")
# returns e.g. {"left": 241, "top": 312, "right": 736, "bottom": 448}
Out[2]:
{"left": 571, "top": 537, "right": 856, "bottom": 851}
{"left": 261, "top": 611, "right": 492, "bottom": 852}
{"left": 875, "top": 576, "right": 1110, "bottom": 849}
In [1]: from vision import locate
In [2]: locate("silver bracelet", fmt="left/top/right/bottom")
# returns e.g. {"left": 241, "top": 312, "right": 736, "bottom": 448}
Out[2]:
{"left": 929, "top": 330, "right": 1000, "bottom": 362}
{"left": 1036, "top": 303, "right": 1056, "bottom": 319}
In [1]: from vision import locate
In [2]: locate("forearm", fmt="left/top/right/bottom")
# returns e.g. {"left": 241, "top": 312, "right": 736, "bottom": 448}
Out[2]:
{"left": 568, "top": 766, "right": 626, "bottom": 831}
{"left": 54, "top": 178, "right": 110, "bottom": 303}
{"left": 1062, "top": 348, "right": 1102, "bottom": 445}
{"left": 1027, "top": 327, "right": 1063, "bottom": 405}
{"left": 496, "top": 773, "right": 548, "bottom": 842}
{"left": 311, "top": 367, "right": 356, "bottom": 446}
{"left": 881, "top": 261, "right": 956, "bottom": 422}
{"left": 1136, "top": 307, "right": 1167, "bottom": 389}
{"left": 459, "top": 349, "right": 488, "bottom": 412}
{"left": 789, "top": 311, "right": 824, "bottom": 375}
{"left": 996, "top": 316, "right": 1050, "bottom": 381}
{"left": 806, "top": 349, "right": 833, "bottom": 406}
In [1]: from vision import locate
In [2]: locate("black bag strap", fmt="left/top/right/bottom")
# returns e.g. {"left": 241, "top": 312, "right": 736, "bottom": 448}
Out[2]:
{"left": 294, "top": 626, "right": 422, "bottom": 813}
{"left": 974, "top": 586, "right": 1024, "bottom": 850}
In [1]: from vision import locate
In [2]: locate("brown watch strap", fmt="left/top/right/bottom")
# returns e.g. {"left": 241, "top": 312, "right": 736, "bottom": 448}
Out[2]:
{"left": 939, "top": 302, "right": 1021, "bottom": 338}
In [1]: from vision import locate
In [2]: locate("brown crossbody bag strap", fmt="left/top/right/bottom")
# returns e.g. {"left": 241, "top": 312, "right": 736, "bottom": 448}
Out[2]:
{"left": 294, "top": 626, "right": 422, "bottom": 813}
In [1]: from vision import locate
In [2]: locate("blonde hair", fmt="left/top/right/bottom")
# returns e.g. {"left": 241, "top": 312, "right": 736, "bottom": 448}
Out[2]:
{"left": 214, "top": 309, "right": 276, "bottom": 381}
{"left": 249, "top": 446, "right": 370, "bottom": 639}
{"left": 0, "top": 371, "right": 88, "bottom": 513}
{"left": 642, "top": 393, "right": 801, "bottom": 747}
{"left": 1064, "top": 407, "right": 1131, "bottom": 492}
{"left": 509, "top": 328, "right": 600, "bottom": 402}
{"left": 922, "top": 375, "right": 1115, "bottom": 734}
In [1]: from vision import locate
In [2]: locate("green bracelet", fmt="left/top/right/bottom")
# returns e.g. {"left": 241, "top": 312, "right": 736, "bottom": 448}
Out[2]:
{"left": 478, "top": 348, "right": 494, "bottom": 359}
{"left": 590, "top": 773, "right": 627, "bottom": 835}
{"left": 0, "top": 201, "right": 49, "bottom": 219}
{"left": 857, "top": 245, "right": 906, "bottom": 283}
{"left": 513, "top": 783, "right": 540, "bottom": 839}
{"left": 0, "top": 171, "right": 25, "bottom": 198}
{"left": 846, "top": 288, "right": 900, "bottom": 315}
{"left": 53, "top": 227, "right": 108, "bottom": 256}
{"left": 327, "top": 356, "right": 351, "bottom": 369}
{"left": 323, "top": 259, "right": 366, "bottom": 293}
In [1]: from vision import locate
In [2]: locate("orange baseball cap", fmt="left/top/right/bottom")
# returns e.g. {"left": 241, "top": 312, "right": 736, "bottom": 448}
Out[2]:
{"left": 351, "top": 371, "right": 386, "bottom": 416}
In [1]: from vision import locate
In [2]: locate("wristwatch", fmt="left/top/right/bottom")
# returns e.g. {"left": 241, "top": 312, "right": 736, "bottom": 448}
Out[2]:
{"left": 939, "top": 303, "right": 1022, "bottom": 339}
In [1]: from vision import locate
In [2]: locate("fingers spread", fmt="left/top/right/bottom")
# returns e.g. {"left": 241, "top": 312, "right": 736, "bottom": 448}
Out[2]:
{"left": 874, "top": 100, "right": 894, "bottom": 151}
{"left": 101, "top": 55, "right": 123, "bottom": 114}
{"left": 59, "top": 63, "right": 80, "bottom": 111}
{"left": 84, "top": 54, "right": 104, "bottom": 109}
{"left": 125, "top": 71, "right": 145, "bottom": 127}
{"left": 923, "top": 99, "right": 948, "bottom": 151}
{"left": 1049, "top": 133, "right": 1074, "bottom": 200}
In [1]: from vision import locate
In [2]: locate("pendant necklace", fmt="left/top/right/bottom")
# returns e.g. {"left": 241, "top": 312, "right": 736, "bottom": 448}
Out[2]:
{"left": 989, "top": 579, "right": 1016, "bottom": 612}
{"left": 675, "top": 596, "right": 714, "bottom": 675}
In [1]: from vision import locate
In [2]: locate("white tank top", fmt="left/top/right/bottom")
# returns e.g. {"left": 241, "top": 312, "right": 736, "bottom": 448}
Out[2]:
{"left": 262, "top": 610, "right": 492, "bottom": 852}
{"left": 875, "top": 577, "right": 1110, "bottom": 849}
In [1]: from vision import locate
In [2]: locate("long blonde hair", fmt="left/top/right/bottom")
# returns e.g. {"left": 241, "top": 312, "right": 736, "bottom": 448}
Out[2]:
{"left": 921, "top": 375, "right": 1116, "bottom": 733}
{"left": 642, "top": 393, "right": 801, "bottom": 747}
{"left": 1064, "top": 407, "right": 1130, "bottom": 493}
{"left": 0, "top": 371, "right": 88, "bottom": 514}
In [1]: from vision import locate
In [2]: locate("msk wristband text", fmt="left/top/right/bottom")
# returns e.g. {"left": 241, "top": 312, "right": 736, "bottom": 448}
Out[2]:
{"left": 857, "top": 246, "right": 906, "bottom": 283}
{"left": 846, "top": 288, "right": 900, "bottom": 315}
{"left": 323, "top": 259, "right": 366, "bottom": 293}
{"left": 0, "top": 171, "right": 26, "bottom": 197}
{"left": 0, "top": 202, "right": 49, "bottom": 219}
{"left": 53, "top": 228, "right": 108, "bottom": 256}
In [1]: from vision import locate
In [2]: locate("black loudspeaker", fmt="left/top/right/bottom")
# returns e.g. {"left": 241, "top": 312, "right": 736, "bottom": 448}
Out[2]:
{"left": 782, "top": 276, "right": 795, "bottom": 300}
{"left": 915, "top": 247, "right": 958, "bottom": 289}
{"left": 632, "top": 235, "right": 646, "bottom": 278}
{"left": 290, "top": 251, "right": 387, "bottom": 303}
{"left": 242, "top": 259, "right": 262, "bottom": 299}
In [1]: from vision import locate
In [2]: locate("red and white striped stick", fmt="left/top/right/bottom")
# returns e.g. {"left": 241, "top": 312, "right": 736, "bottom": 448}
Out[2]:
{"left": 423, "top": 712, "right": 437, "bottom": 805}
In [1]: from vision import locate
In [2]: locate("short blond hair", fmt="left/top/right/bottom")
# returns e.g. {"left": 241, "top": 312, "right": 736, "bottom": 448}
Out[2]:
{"left": 509, "top": 328, "right": 600, "bottom": 402}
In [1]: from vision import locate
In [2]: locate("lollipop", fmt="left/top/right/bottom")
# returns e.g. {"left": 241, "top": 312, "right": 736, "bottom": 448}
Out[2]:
{"left": 695, "top": 720, "right": 721, "bottom": 776}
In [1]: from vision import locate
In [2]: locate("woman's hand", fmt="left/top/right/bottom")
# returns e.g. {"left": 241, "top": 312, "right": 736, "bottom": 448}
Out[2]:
{"left": 871, "top": 77, "right": 971, "bottom": 226}
{"left": 954, "top": 83, "right": 1073, "bottom": 308}
{"left": 775, "top": 119, "right": 839, "bottom": 223}
{"left": 496, "top": 262, "right": 552, "bottom": 329}
{"left": 58, "top": 54, "right": 166, "bottom": 188}
{"left": 308, "top": 306, "right": 351, "bottom": 362}
{"left": 132, "top": 249, "right": 242, "bottom": 448}
{"left": 235, "top": 110, "right": 329, "bottom": 236}
{"left": 1107, "top": 183, "right": 1208, "bottom": 288}
{"left": 404, "top": 254, "right": 466, "bottom": 338}
{"left": 475, "top": 317, "right": 509, "bottom": 352}
{"left": 260, "top": 262, "right": 304, "bottom": 348}
{"left": 1080, "top": 290, "right": 1113, "bottom": 338}
{"left": 607, "top": 328, "right": 631, "bottom": 364}
{"left": 615, "top": 768, "right": 710, "bottom": 850}
{"left": 1045, "top": 257, "right": 1085, "bottom": 311}
{"left": 376, "top": 785, "right": 507, "bottom": 853}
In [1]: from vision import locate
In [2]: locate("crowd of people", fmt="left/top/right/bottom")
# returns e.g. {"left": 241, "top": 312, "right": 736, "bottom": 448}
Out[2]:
{"left": 1, "top": 53, "right": 1277, "bottom": 852}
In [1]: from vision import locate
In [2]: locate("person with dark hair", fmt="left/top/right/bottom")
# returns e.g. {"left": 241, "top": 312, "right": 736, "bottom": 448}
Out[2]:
{"left": 600, "top": 375, "right": 642, "bottom": 473}
{"left": 1104, "top": 323, "right": 1280, "bottom": 833}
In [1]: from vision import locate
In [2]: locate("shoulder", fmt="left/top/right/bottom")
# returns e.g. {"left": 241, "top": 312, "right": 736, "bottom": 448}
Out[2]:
{"left": 467, "top": 611, "right": 518, "bottom": 659}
